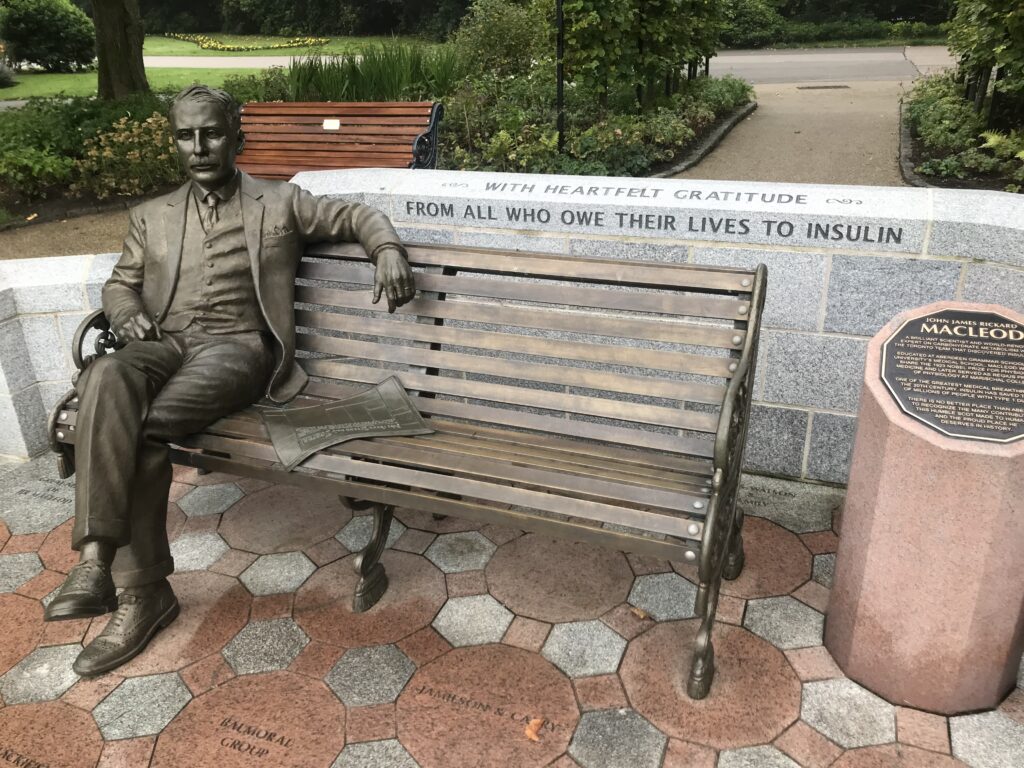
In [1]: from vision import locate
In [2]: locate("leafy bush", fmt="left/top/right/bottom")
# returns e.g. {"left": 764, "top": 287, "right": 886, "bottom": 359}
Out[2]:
{"left": 70, "top": 113, "right": 180, "bottom": 199}
{"left": 0, "top": 0, "right": 95, "bottom": 72}
{"left": 223, "top": 67, "right": 292, "bottom": 103}
{"left": 721, "top": 0, "right": 786, "bottom": 48}
{"left": 220, "top": 0, "right": 362, "bottom": 36}
{"left": 452, "top": 0, "right": 552, "bottom": 78}
{"left": 906, "top": 73, "right": 1023, "bottom": 192}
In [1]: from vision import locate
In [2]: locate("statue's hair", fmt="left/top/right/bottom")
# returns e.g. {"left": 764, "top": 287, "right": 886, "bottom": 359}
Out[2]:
{"left": 170, "top": 85, "right": 242, "bottom": 133}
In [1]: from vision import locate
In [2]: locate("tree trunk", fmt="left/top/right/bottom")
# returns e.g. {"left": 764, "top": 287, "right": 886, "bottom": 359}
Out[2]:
{"left": 92, "top": 0, "right": 149, "bottom": 100}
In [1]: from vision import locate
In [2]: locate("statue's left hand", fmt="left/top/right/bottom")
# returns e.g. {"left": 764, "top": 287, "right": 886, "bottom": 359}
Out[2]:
{"left": 372, "top": 248, "right": 415, "bottom": 313}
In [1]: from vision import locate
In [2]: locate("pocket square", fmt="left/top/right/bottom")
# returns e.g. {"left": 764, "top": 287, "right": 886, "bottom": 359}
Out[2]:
{"left": 262, "top": 225, "right": 294, "bottom": 238}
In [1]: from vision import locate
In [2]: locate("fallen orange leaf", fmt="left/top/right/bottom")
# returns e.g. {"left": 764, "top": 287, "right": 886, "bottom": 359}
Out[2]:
{"left": 525, "top": 718, "right": 544, "bottom": 742}
{"left": 25, "top": 213, "right": 38, "bottom": 221}
{"left": 630, "top": 606, "right": 650, "bottom": 620}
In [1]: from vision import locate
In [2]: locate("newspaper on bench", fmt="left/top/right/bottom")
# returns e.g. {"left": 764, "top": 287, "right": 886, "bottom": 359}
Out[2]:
{"left": 260, "top": 376, "right": 434, "bottom": 470}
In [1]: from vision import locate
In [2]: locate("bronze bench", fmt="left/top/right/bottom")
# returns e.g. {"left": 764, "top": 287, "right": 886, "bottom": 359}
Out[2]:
{"left": 236, "top": 101, "right": 444, "bottom": 180}
{"left": 50, "top": 243, "right": 766, "bottom": 699}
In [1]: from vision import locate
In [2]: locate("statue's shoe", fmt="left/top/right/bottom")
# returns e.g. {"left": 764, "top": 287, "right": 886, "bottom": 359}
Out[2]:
{"left": 43, "top": 560, "right": 117, "bottom": 621}
{"left": 73, "top": 580, "right": 179, "bottom": 677}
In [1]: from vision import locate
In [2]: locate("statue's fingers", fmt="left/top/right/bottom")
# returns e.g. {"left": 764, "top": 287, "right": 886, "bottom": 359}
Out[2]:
{"left": 372, "top": 278, "right": 383, "bottom": 305}
{"left": 386, "top": 285, "right": 398, "bottom": 313}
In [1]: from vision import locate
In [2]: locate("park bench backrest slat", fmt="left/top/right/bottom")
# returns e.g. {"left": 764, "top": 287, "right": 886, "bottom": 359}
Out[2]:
{"left": 294, "top": 243, "right": 757, "bottom": 459}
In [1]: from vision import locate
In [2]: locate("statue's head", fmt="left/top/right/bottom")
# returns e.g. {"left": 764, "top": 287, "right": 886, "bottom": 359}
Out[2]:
{"left": 169, "top": 85, "right": 244, "bottom": 190}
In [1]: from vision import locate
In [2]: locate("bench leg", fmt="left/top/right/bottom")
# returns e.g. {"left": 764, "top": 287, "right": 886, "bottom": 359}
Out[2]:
{"left": 723, "top": 511, "right": 746, "bottom": 581}
{"left": 352, "top": 502, "right": 394, "bottom": 613}
{"left": 687, "top": 573, "right": 721, "bottom": 699}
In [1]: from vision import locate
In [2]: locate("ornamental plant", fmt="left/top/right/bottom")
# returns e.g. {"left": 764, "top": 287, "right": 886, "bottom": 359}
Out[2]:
{"left": 0, "top": 0, "right": 95, "bottom": 72}
{"left": 70, "top": 113, "right": 180, "bottom": 199}
{"left": 164, "top": 33, "right": 329, "bottom": 52}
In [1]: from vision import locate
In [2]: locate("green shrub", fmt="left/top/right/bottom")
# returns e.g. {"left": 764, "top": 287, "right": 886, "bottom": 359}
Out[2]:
{"left": 721, "top": 0, "right": 786, "bottom": 48}
{"left": 70, "top": 113, "right": 180, "bottom": 199}
{"left": 0, "top": 63, "right": 16, "bottom": 88}
{"left": 452, "top": 0, "right": 552, "bottom": 78}
{"left": 0, "top": 0, "right": 95, "bottom": 72}
{"left": 223, "top": 67, "right": 292, "bottom": 103}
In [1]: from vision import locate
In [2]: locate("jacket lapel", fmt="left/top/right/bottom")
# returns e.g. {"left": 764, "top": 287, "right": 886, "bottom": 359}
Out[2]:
{"left": 239, "top": 173, "right": 266, "bottom": 291}
{"left": 160, "top": 182, "right": 191, "bottom": 320}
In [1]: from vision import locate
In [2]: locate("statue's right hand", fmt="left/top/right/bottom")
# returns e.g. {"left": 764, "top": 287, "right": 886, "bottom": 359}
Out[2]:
{"left": 119, "top": 311, "right": 162, "bottom": 342}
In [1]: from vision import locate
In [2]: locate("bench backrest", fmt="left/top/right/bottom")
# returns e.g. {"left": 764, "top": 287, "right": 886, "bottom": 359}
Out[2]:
{"left": 237, "top": 101, "right": 442, "bottom": 180}
{"left": 295, "top": 243, "right": 764, "bottom": 473}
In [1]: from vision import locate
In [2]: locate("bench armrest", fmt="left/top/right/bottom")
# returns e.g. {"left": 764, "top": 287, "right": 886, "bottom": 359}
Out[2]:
{"left": 410, "top": 103, "right": 445, "bottom": 169}
{"left": 71, "top": 309, "right": 123, "bottom": 372}
{"left": 700, "top": 264, "right": 767, "bottom": 581}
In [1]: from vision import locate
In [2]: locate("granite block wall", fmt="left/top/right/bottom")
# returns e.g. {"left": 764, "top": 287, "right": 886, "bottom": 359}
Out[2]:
{"left": 2, "top": 169, "right": 1022, "bottom": 486}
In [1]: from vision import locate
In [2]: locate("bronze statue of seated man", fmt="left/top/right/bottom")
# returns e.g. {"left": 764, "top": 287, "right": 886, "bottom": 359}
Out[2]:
{"left": 43, "top": 85, "right": 415, "bottom": 676}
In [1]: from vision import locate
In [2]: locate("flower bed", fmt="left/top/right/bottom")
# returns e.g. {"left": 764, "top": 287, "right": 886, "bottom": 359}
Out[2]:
{"left": 164, "top": 33, "right": 328, "bottom": 52}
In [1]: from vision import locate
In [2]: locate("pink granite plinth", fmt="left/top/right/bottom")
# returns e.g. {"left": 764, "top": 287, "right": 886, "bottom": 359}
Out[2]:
{"left": 826, "top": 301, "right": 1024, "bottom": 715}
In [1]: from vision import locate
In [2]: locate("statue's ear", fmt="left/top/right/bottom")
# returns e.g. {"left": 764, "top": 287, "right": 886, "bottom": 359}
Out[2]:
{"left": 236, "top": 128, "right": 245, "bottom": 155}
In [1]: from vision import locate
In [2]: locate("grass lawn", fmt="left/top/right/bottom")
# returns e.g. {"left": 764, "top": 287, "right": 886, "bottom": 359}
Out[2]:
{"left": 766, "top": 36, "right": 947, "bottom": 49}
{"left": 143, "top": 34, "right": 436, "bottom": 57}
{"left": 0, "top": 68, "right": 264, "bottom": 99}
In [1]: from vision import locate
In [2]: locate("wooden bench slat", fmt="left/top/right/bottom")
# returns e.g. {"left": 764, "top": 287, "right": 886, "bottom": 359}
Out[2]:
{"left": 184, "top": 432, "right": 704, "bottom": 540}
{"left": 243, "top": 124, "right": 424, "bottom": 136}
{"left": 299, "top": 356, "right": 720, "bottom": 433}
{"left": 301, "top": 378, "right": 716, "bottom": 459}
{"left": 238, "top": 162, "right": 410, "bottom": 175}
{"left": 294, "top": 310, "right": 734, "bottom": 391}
{"left": 243, "top": 115, "right": 432, "bottom": 126}
{"left": 294, "top": 286, "right": 746, "bottom": 351}
{"left": 299, "top": 263, "right": 751, "bottom": 321}
{"left": 205, "top": 414, "right": 708, "bottom": 514}
{"left": 243, "top": 101, "right": 435, "bottom": 111}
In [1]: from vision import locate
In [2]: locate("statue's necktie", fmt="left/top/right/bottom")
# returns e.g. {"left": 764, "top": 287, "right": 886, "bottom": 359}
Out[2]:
{"left": 203, "top": 193, "right": 220, "bottom": 231}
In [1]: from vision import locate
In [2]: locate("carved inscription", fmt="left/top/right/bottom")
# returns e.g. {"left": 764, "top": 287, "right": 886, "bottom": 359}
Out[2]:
{"left": 401, "top": 182, "right": 906, "bottom": 246}
{"left": 0, "top": 747, "right": 48, "bottom": 768}
{"left": 881, "top": 309, "right": 1024, "bottom": 442}
{"left": 414, "top": 685, "right": 569, "bottom": 734}
{"left": 218, "top": 716, "right": 294, "bottom": 759}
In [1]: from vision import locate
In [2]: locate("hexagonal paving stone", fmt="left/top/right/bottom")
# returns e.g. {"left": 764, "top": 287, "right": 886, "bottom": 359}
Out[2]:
{"left": 0, "top": 552, "right": 43, "bottom": 593}
{"left": 424, "top": 531, "right": 497, "bottom": 573}
{"left": 568, "top": 709, "right": 666, "bottom": 768}
{"left": 0, "top": 644, "right": 80, "bottom": 704}
{"left": 432, "top": 594, "right": 513, "bottom": 647}
{"left": 223, "top": 618, "right": 309, "bottom": 675}
{"left": 92, "top": 673, "right": 192, "bottom": 740}
{"left": 627, "top": 573, "right": 697, "bottom": 621}
{"left": 326, "top": 644, "right": 415, "bottom": 707}
{"left": 332, "top": 739, "right": 418, "bottom": 768}
{"left": 336, "top": 514, "right": 406, "bottom": 552}
{"left": 177, "top": 483, "right": 243, "bottom": 517}
{"left": 802, "top": 678, "right": 896, "bottom": 748}
{"left": 718, "top": 745, "right": 801, "bottom": 768}
{"left": 950, "top": 710, "right": 1024, "bottom": 768}
{"left": 169, "top": 532, "right": 229, "bottom": 572}
{"left": 240, "top": 551, "right": 316, "bottom": 596}
{"left": 813, "top": 553, "right": 836, "bottom": 587}
{"left": 744, "top": 596, "right": 824, "bottom": 650}
{"left": 542, "top": 620, "right": 628, "bottom": 678}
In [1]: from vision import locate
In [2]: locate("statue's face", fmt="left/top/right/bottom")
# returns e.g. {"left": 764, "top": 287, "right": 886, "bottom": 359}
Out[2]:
{"left": 170, "top": 99, "right": 240, "bottom": 190}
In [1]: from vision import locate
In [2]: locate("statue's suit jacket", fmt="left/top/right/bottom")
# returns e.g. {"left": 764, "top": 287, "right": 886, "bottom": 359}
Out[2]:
{"left": 102, "top": 171, "right": 405, "bottom": 404}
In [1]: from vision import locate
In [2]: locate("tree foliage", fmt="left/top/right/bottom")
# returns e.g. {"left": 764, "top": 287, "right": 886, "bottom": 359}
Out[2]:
{"left": 0, "top": 0, "right": 95, "bottom": 72}
{"left": 948, "top": 0, "right": 1024, "bottom": 97}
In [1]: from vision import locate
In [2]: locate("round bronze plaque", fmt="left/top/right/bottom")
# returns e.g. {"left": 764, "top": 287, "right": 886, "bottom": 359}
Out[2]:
{"left": 880, "top": 308, "right": 1024, "bottom": 443}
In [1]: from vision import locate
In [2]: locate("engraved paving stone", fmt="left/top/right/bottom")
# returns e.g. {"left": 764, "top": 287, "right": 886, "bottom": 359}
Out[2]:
{"left": 620, "top": 620, "right": 801, "bottom": 750}
{"left": 222, "top": 618, "right": 309, "bottom": 675}
{"left": 0, "top": 644, "right": 81, "bottom": 704}
{"left": 432, "top": 594, "right": 514, "bottom": 647}
{"left": 220, "top": 486, "right": 352, "bottom": 554}
{"left": 151, "top": 672, "right": 345, "bottom": 767}
{"left": 336, "top": 514, "right": 406, "bottom": 552}
{"left": 295, "top": 551, "right": 446, "bottom": 647}
{"left": 738, "top": 474, "right": 842, "bottom": 534}
{"left": 397, "top": 644, "right": 579, "bottom": 768}
{"left": 326, "top": 645, "right": 416, "bottom": 707}
{"left": 743, "top": 596, "right": 825, "bottom": 650}
{"left": 0, "top": 463, "right": 74, "bottom": 535}
{"left": 880, "top": 308, "right": 1024, "bottom": 442}
{"left": 486, "top": 535, "right": 633, "bottom": 623}
{"left": 568, "top": 709, "right": 667, "bottom": 768}
{"left": 0, "top": 701, "right": 104, "bottom": 768}
{"left": 424, "top": 531, "right": 497, "bottom": 573}
{"left": 92, "top": 673, "right": 192, "bottom": 740}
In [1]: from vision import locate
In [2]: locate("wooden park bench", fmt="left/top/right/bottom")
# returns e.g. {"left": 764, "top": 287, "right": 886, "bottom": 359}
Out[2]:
{"left": 236, "top": 101, "right": 444, "bottom": 180}
{"left": 49, "top": 243, "right": 765, "bottom": 700}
